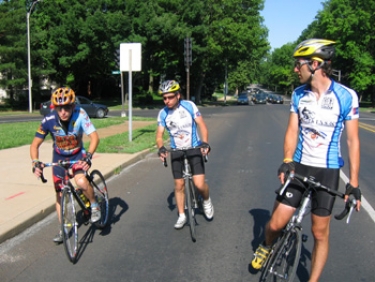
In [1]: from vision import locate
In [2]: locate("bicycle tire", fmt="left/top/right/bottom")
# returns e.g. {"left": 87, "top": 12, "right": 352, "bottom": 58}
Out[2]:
{"left": 89, "top": 170, "right": 109, "bottom": 229}
{"left": 61, "top": 187, "right": 78, "bottom": 263}
{"left": 260, "top": 227, "right": 302, "bottom": 282}
{"left": 186, "top": 178, "right": 196, "bottom": 242}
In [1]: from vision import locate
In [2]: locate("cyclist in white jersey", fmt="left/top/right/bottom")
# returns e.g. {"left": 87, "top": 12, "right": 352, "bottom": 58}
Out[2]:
{"left": 251, "top": 39, "right": 361, "bottom": 281}
{"left": 156, "top": 80, "right": 214, "bottom": 229}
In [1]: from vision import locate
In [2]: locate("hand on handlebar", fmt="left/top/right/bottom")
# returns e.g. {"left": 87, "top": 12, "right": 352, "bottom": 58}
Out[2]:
{"left": 32, "top": 160, "right": 44, "bottom": 178}
{"left": 344, "top": 183, "right": 362, "bottom": 211}
{"left": 200, "top": 142, "right": 211, "bottom": 156}
{"left": 79, "top": 152, "right": 92, "bottom": 171}
{"left": 158, "top": 146, "right": 168, "bottom": 162}
{"left": 277, "top": 161, "right": 295, "bottom": 184}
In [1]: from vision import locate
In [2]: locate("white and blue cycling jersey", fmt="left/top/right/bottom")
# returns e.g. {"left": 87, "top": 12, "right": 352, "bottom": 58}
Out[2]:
{"left": 291, "top": 79, "right": 359, "bottom": 168}
{"left": 157, "top": 100, "right": 202, "bottom": 149}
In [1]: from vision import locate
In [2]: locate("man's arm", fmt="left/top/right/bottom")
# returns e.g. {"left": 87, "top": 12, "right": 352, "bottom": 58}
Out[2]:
{"left": 195, "top": 116, "right": 208, "bottom": 143}
{"left": 156, "top": 125, "right": 166, "bottom": 160}
{"left": 278, "top": 112, "right": 299, "bottom": 184}
{"left": 30, "top": 136, "right": 44, "bottom": 161}
{"left": 345, "top": 118, "right": 361, "bottom": 210}
{"left": 86, "top": 131, "right": 100, "bottom": 155}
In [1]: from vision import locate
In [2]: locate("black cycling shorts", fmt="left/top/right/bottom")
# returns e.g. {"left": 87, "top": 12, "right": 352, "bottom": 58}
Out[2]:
{"left": 170, "top": 148, "right": 205, "bottom": 179}
{"left": 276, "top": 163, "right": 340, "bottom": 217}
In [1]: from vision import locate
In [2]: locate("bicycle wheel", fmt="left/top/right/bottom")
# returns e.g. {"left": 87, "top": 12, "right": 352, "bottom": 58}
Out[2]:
{"left": 60, "top": 187, "right": 78, "bottom": 263}
{"left": 185, "top": 178, "right": 196, "bottom": 242}
{"left": 89, "top": 170, "right": 109, "bottom": 229}
{"left": 260, "top": 227, "right": 302, "bottom": 282}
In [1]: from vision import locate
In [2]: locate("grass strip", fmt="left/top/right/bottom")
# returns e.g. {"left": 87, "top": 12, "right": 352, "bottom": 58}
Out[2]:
{"left": 0, "top": 117, "right": 153, "bottom": 150}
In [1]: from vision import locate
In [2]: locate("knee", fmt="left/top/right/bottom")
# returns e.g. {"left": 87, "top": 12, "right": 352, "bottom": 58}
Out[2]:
{"left": 311, "top": 225, "right": 330, "bottom": 241}
{"left": 75, "top": 175, "right": 89, "bottom": 190}
{"left": 174, "top": 181, "right": 184, "bottom": 192}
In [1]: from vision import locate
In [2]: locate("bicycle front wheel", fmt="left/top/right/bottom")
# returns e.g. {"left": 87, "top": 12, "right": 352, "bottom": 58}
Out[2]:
{"left": 260, "top": 226, "right": 302, "bottom": 282}
{"left": 61, "top": 187, "right": 78, "bottom": 263}
{"left": 186, "top": 178, "right": 196, "bottom": 242}
{"left": 89, "top": 170, "right": 109, "bottom": 229}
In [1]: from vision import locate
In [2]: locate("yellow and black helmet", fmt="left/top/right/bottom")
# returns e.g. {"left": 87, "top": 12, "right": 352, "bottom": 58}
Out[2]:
{"left": 51, "top": 87, "right": 76, "bottom": 106}
{"left": 158, "top": 80, "right": 180, "bottom": 95}
{"left": 293, "top": 39, "right": 336, "bottom": 61}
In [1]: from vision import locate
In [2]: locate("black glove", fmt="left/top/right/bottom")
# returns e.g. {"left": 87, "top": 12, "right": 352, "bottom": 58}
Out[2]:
{"left": 32, "top": 161, "right": 43, "bottom": 173}
{"left": 158, "top": 146, "right": 167, "bottom": 156}
{"left": 200, "top": 142, "right": 211, "bottom": 153}
{"left": 277, "top": 161, "right": 295, "bottom": 176}
{"left": 81, "top": 152, "right": 92, "bottom": 167}
{"left": 345, "top": 183, "right": 361, "bottom": 201}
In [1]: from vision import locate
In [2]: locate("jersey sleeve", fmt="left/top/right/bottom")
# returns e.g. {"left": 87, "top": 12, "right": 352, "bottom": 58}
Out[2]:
{"left": 157, "top": 108, "right": 167, "bottom": 127}
{"left": 77, "top": 108, "right": 96, "bottom": 135}
{"left": 35, "top": 116, "right": 51, "bottom": 139}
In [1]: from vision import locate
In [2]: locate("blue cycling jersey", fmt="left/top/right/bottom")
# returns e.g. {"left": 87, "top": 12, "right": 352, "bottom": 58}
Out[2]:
{"left": 291, "top": 79, "right": 359, "bottom": 168}
{"left": 35, "top": 106, "right": 96, "bottom": 156}
{"left": 157, "top": 100, "right": 202, "bottom": 149}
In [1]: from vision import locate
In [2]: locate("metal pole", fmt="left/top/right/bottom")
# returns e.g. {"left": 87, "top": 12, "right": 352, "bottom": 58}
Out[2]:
{"left": 120, "top": 72, "right": 126, "bottom": 117}
{"left": 27, "top": 0, "right": 41, "bottom": 113}
{"left": 186, "top": 66, "right": 190, "bottom": 100}
{"left": 128, "top": 50, "right": 132, "bottom": 142}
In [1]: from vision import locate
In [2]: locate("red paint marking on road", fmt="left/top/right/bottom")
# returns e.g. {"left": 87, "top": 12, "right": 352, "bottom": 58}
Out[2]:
{"left": 5, "top": 192, "right": 25, "bottom": 200}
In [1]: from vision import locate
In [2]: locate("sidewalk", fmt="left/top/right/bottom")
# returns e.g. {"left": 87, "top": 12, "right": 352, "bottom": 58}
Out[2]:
{"left": 0, "top": 120, "right": 154, "bottom": 244}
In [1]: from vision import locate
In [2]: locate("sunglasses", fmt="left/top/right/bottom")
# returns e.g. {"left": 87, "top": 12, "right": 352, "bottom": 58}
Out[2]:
{"left": 163, "top": 95, "right": 176, "bottom": 101}
{"left": 56, "top": 105, "right": 73, "bottom": 111}
{"left": 294, "top": 60, "right": 311, "bottom": 70}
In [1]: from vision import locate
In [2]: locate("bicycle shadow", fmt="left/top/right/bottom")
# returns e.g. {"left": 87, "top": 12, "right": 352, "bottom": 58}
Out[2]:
{"left": 98, "top": 197, "right": 129, "bottom": 236}
{"left": 72, "top": 197, "right": 129, "bottom": 263}
{"left": 296, "top": 242, "right": 311, "bottom": 281}
{"left": 167, "top": 192, "right": 176, "bottom": 211}
{"left": 248, "top": 208, "right": 271, "bottom": 274}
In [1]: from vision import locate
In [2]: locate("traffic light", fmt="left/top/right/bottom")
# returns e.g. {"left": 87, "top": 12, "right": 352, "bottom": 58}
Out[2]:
{"left": 184, "top": 38, "right": 192, "bottom": 66}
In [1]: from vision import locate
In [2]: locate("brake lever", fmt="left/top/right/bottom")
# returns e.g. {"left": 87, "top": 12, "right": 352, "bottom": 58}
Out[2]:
{"left": 334, "top": 197, "right": 357, "bottom": 224}
{"left": 278, "top": 172, "right": 293, "bottom": 196}
{"left": 163, "top": 158, "right": 168, "bottom": 167}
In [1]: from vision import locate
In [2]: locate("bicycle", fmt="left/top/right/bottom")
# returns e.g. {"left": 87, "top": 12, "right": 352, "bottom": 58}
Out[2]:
{"left": 40, "top": 160, "right": 109, "bottom": 263}
{"left": 259, "top": 172, "right": 357, "bottom": 282}
{"left": 163, "top": 146, "right": 208, "bottom": 242}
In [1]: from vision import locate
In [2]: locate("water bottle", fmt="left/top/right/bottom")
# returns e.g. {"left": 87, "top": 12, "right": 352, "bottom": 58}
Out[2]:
{"left": 77, "top": 189, "right": 90, "bottom": 208}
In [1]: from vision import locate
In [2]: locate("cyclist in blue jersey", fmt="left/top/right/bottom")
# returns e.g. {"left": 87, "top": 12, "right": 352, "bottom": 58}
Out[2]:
{"left": 30, "top": 87, "right": 101, "bottom": 244}
{"left": 251, "top": 39, "right": 361, "bottom": 281}
{"left": 156, "top": 80, "right": 214, "bottom": 229}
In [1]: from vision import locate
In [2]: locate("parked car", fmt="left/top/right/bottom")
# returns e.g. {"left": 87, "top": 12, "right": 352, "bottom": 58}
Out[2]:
{"left": 237, "top": 92, "right": 249, "bottom": 105}
{"left": 272, "top": 94, "right": 284, "bottom": 104}
{"left": 39, "top": 96, "right": 109, "bottom": 118}
{"left": 252, "top": 92, "right": 267, "bottom": 104}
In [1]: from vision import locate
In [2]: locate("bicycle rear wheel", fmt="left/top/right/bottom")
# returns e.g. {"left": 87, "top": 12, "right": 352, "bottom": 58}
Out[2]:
{"left": 61, "top": 187, "right": 78, "bottom": 263}
{"left": 186, "top": 178, "right": 196, "bottom": 242}
{"left": 260, "top": 226, "right": 302, "bottom": 282}
{"left": 89, "top": 170, "right": 109, "bottom": 229}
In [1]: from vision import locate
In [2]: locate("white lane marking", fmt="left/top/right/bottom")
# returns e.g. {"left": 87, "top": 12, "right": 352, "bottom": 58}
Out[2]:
{"left": 340, "top": 170, "right": 375, "bottom": 223}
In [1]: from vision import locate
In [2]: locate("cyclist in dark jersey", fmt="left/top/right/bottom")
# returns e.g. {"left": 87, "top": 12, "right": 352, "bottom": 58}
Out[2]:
{"left": 30, "top": 87, "right": 101, "bottom": 244}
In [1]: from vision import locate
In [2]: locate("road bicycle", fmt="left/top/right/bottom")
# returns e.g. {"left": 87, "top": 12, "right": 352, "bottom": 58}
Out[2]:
{"left": 40, "top": 160, "right": 109, "bottom": 263}
{"left": 259, "top": 172, "right": 357, "bottom": 282}
{"left": 163, "top": 147, "right": 208, "bottom": 242}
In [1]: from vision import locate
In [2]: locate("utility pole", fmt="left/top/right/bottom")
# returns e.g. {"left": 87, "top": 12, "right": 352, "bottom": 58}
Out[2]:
{"left": 27, "top": 0, "right": 42, "bottom": 113}
{"left": 184, "top": 37, "right": 192, "bottom": 100}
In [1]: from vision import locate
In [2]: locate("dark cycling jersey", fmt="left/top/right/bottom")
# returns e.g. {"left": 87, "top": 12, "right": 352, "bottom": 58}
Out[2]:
{"left": 35, "top": 106, "right": 96, "bottom": 156}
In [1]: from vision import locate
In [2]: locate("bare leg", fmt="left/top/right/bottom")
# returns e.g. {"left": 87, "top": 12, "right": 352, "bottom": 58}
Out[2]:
{"left": 265, "top": 201, "right": 296, "bottom": 246}
{"left": 174, "top": 178, "right": 185, "bottom": 214}
{"left": 309, "top": 214, "right": 331, "bottom": 282}
{"left": 193, "top": 174, "right": 209, "bottom": 200}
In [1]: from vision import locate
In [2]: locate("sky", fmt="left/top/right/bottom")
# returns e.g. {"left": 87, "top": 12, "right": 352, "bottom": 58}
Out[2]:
{"left": 261, "top": 0, "right": 325, "bottom": 50}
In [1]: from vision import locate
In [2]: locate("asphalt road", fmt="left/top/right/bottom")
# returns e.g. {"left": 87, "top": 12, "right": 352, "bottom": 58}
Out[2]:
{"left": 1, "top": 104, "right": 375, "bottom": 281}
